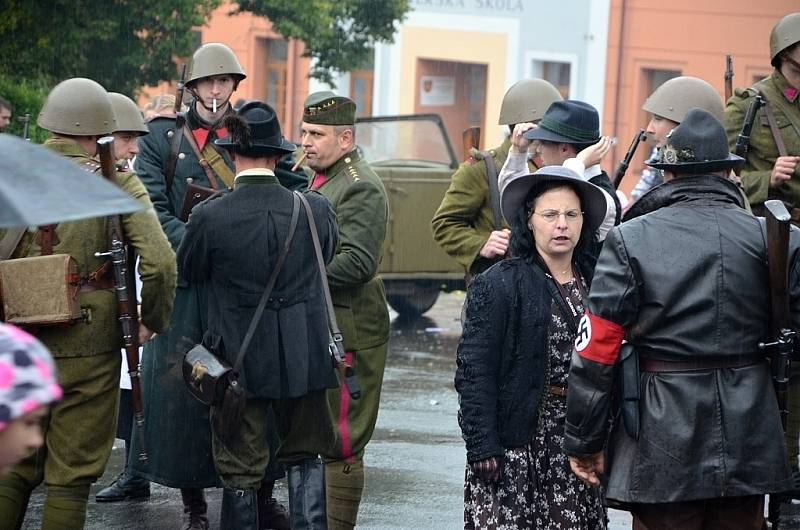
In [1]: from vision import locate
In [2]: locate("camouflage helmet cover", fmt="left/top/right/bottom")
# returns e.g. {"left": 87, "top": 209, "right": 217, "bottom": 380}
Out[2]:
{"left": 498, "top": 79, "right": 563, "bottom": 125}
{"left": 108, "top": 92, "right": 148, "bottom": 135}
{"left": 37, "top": 78, "right": 116, "bottom": 136}
{"left": 770, "top": 12, "right": 800, "bottom": 67}
{"left": 642, "top": 76, "right": 724, "bottom": 124}
{"left": 186, "top": 43, "right": 246, "bottom": 85}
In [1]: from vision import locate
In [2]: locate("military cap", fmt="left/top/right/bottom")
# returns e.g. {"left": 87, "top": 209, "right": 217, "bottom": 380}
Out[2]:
{"left": 302, "top": 91, "right": 356, "bottom": 126}
{"left": 646, "top": 108, "right": 743, "bottom": 174}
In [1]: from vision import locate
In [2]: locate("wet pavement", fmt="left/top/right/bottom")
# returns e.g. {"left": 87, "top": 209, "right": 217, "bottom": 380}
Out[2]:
{"left": 21, "top": 291, "right": 632, "bottom": 529}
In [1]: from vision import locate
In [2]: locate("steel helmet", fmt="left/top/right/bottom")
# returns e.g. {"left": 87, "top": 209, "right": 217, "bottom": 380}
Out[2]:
{"left": 37, "top": 78, "right": 116, "bottom": 136}
{"left": 770, "top": 12, "right": 800, "bottom": 68}
{"left": 186, "top": 43, "right": 246, "bottom": 86}
{"left": 642, "top": 76, "right": 724, "bottom": 124}
{"left": 108, "top": 92, "right": 148, "bottom": 135}
{"left": 498, "top": 79, "right": 563, "bottom": 125}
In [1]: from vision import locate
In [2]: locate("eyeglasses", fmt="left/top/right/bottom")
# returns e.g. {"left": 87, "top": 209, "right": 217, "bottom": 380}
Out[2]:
{"left": 533, "top": 209, "right": 584, "bottom": 223}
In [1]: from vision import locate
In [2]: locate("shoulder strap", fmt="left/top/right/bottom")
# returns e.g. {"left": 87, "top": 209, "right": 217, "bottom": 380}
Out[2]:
{"left": 182, "top": 125, "right": 221, "bottom": 190}
{"left": 232, "top": 193, "right": 301, "bottom": 374}
{"left": 201, "top": 142, "right": 236, "bottom": 188}
{"left": 295, "top": 192, "right": 341, "bottom": 340}
{"left": 0, "top": 228, "right": 26, "bottom": 261}
{"left": 756, "top": 89, "right": 790, "bottom": 157}
{"left": 480, "top": 150, "right": 503, "bottom": 230}
{"left": 164, "top": 116, "right": 186, "bottom": 195}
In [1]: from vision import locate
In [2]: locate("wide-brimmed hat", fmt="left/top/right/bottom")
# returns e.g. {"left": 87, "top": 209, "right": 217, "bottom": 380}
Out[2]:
{"left": 215, "top": 101, "right": 295, "bottom": 157}
{"left": 501, "top": 165, "right": 607, "bottom": 234}
{"left": 523, "top": 100, "right": 600, "bottom": 145}
{"left": 646, "top": 108, "right": 744, "bottom": 173}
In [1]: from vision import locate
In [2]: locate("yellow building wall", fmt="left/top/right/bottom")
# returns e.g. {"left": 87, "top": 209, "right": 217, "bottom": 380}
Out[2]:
{"left": 399, "top": 26, "right": 508, "bottom": 151}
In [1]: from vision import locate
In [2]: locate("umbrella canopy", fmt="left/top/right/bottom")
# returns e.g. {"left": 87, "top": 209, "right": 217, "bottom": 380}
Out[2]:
{"left": 0, "top": 134, "right": 144, "bottom": 228}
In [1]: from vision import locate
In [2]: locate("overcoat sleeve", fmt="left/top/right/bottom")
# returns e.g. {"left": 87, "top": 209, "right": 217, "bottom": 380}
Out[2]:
{"left": 118, "top": 171, "right": 177, "bottom": 333}
{"left": 565, "top": 227, "right": 640, "bottom": 457}
{"left": 454, "top": 271, "right": 509, "bottom": 463}
{"left": 326, "top": 180, "right": 386, "bottom": 289}
{"left": 431, "top": 160, "right": 491, "bottom": 270}
{"left": 135, "top": 121, "right": 186, "bottom": 250}
{"left": 176, "top": 205, "right": 211, "bottom": 284}
{"left": 306, "top": 191, "right": 339, "bottom": 265}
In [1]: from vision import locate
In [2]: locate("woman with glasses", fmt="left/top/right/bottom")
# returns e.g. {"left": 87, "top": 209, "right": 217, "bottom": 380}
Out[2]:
{"left": 455, "top": 164, "right": 615, "bottom": 530}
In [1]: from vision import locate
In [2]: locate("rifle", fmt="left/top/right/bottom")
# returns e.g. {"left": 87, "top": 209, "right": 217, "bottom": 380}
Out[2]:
{"left": 165, "top": 63, "right": 188, "bottom": 196}
{"left": 734, "top": 95, "right": 764, "bottom": 158}
{"left": 725, "top": 54, "right": 734, "bottom": 103}
{"left": 18, "top": 113, "right": 31, "bottom": 141}
{"left": 95, "top": 136, "right": 148, "bottom": 463}
{"left": 613, "top": 129, "right": 646, "bottom": 189}
{"left": 462, "top": 126, "right": 480, "bottom": 161}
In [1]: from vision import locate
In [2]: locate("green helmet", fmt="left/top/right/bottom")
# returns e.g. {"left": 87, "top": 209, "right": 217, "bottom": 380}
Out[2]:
{"left": 642, "top": 76, "right": 724, "bottom": 124}
{"left": 770, "top": 12, "right": 800, "bottom": 68}
{"left": 108, "top": 93, "right": 148, "bottom": 135}
{"left": 186, "top": 43, "right": 246, "bottom": 86}
{"left": 498, "top": 79, "right": 563, "bottom": 125}
{"left": 37, "top": 78, "right": 116, "bottom": 136}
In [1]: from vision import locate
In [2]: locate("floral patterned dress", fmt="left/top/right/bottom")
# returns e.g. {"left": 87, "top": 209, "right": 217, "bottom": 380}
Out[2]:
{"left": 463, "top": 278, "right": 607, "bottom": 530}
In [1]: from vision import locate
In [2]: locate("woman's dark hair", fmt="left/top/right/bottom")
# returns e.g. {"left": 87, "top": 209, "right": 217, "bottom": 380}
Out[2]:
{"left": 509, "top": 180, "right": 594, "bottom": 265}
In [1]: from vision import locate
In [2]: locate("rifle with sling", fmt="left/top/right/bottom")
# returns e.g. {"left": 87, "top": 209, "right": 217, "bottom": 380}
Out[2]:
{"left": 165, "top": 63, "right": 187, "bottom": 197}
{"left": 734, "top": 95, "right": 764, "bottom": 159}
{"left": 725, "top": 54, "right": 734, "bottom": 103}
{"left": 613, "top": 129, "right": 646, "bottom": 189}
{"left": 95, "top": 136, "right": 148, "bottom": 463}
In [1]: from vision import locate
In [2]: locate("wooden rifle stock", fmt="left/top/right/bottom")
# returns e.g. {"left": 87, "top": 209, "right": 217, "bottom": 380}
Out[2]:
{"left": 613, "top": 129, "right": 646, "bottom": 189}
{"left": 462, "top": 126, "right": 481, "bottom": 161}
{"left": 96, "top": 137, "right": 148, "bottom": 463}
{"left": 165, "top": 63, "right": 188, "bottom": 196}
{"left": 724, "top": 54, "right": 734, "bottom": 103}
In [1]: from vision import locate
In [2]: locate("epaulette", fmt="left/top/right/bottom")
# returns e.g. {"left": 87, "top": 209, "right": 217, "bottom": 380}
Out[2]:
{"left": 146, "top": 111, "right": 177, "bottom": 123}
{"left": 469, "top": 147, "right": 484, "bottom": 161}
{"left": 342, "top": 155, "right": 360, "bottom": 183}
{"left": 734, "top": 86, "right": 758, "bottom": 99}
{"left": 81, "top": 159, "right": 102, "bottom": 173}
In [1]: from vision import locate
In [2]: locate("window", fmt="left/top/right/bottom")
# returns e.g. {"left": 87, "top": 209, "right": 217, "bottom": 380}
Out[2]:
{"left": 350, "top": 54, "right": 374, "bottom": 118}
{"left": 264, "top": 38, "right": 288, "bottom": 124}
{"left": 531, "top": 60, "right": 571, "bottom": 99}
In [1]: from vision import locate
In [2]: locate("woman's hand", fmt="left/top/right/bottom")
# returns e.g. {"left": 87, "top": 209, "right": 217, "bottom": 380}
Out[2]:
{"left": 569, "top": 452, "right": 604, "bottom": 486}
{"left": 472, "top": 455, "right": 502, "bottom": 483}
{"left": 576, "top": 136, "right": 613, "bottom": 168}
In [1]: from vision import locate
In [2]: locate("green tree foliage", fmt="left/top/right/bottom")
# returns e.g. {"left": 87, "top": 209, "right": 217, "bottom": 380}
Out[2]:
{"left": 0, "top": 0, "right": 220, "bottom": 96}
{"left": 235, "top": 0, "right": 410, "bottom": 84}
{"left": 0, "top": 75, "right": 51, "bottom": 143}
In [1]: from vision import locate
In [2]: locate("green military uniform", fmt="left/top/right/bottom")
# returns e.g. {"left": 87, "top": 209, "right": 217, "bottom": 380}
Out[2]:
{"left": 0, "top": 137, "right": 176, "bottom": 528}
{"left": 431, "top": 138, "right": 536, "bottom": 276}
{"left": 726, "top": 69, "right": 800, "bottom": 213}
{"left": 303, "top": 91, "right": 390, "bottom": 530}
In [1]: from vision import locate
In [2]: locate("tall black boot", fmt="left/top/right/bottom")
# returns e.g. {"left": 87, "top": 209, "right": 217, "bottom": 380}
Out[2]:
{"left": 180, "top": 488, "right": 208, "bottom": 530}
{"left": 257, "top": 479, "right": 289, "bottom": 530}
{"left": 220, "top": 488, "right": 258, "bottom": 530}
{"left": 287, "top": 459, "right": 327, "bottom": 530}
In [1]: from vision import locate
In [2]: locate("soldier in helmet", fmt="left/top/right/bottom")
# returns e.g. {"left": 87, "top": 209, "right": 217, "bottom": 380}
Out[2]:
{"left": 0, "top": 78, "right": 176, "bottom": 529}
{"left": 632, "top": 76, "right": 726, "bottom": 201}
{"left": 725, "top": 10, "right": 800, "bottom": 502}
{"left": 131, "top": 43, "right": 289, "bottom": 529}
{"left": 431, "top": 79, "right": 562, "bottom": 280}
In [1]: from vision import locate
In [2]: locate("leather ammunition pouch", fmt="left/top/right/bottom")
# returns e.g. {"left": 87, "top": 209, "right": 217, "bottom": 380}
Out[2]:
{"left": 0, "top": 254, "right": 83, "bottom": 326}
{"left": 617, "top": 343, "right": 640, "bottom": 440}
{"left": 182, "top": 343, "right": 234, "bottom": 406}
{"left": 179, "top": 181, "right": 221, "bottom": 222}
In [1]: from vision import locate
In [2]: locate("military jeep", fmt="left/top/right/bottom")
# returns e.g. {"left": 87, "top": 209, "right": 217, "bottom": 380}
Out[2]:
{"left": 356, "top": 114, "right": 464, "bottom": 318}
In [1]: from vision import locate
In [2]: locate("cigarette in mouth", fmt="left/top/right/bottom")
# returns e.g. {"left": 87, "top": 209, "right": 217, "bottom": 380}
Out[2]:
{"left": 127, "top": 158, "right": 134, "bottom": 171}
{"left": 212, "top": 98, "right": 217, "bottom": 113}
{"left": 292, "top": 152, "right": 307, "bottom": 172}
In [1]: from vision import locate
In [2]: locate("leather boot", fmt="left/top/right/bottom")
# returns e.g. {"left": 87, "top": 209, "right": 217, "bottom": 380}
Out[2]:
{"left": 220, "top": 487, "right": 258, "bottom": 530}
{"left": 95, "top": 471, "right": 150, "bottom": 502}
{"left": 257, "top": 479, "right": 289, "bottom": 530}
{"left": 180, "top": 488, "right": 209, "bottom": 530}
{"left": 287, "top": 458, "right": 327, "bottom": 530}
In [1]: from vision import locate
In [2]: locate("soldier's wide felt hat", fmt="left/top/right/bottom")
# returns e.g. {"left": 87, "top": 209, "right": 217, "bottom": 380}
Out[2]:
{"left": 302, "top": 91, "right": 356, "bottom": 126}
{"left": 646, "top": 108, "right": 744, "bottom": 174}
{"left": 215, "top": 101, "right": 295, "bottom": 157}
{"left": 500, "top": 165, "right": 607, "bottom": 234}
{"left": 522, "top": 100, "right": 600, "bottom": 145}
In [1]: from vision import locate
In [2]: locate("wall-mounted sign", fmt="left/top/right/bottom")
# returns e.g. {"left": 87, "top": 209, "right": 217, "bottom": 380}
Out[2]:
{"left": 420, "top": 76, "right": 456, "bottom": 106}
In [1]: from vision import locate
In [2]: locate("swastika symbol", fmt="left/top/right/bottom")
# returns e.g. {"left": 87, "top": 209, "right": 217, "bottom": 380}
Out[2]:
{"left": 575, "top": 315, "right": 591, "bottom": 351}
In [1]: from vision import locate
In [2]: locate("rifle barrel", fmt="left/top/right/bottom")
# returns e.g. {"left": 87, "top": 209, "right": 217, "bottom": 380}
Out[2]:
{"left": 613, "top": 129, "right": 646, "bottom": 189}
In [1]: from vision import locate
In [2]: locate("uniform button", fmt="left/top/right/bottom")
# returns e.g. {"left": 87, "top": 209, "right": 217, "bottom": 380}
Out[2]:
{"left": 344, "top": 157, "right": 351, "bottom": 163}
{"left": 268, "top": 297, "right": 274, "bottom": 303}
{"left": 278, "top": 297, "right": 285, "bottom": 303}
{"left": 178, "top": 153, "right": 186, "bottom": 160}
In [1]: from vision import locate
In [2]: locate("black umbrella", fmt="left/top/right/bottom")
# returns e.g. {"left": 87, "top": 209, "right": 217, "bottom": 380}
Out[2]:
{"left": 0, "top": 134, "right": 144, "bottom": 228}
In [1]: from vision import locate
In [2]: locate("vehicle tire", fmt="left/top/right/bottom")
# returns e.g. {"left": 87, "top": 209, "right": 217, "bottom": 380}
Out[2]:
{"left": 386, "top": 287, "right": 440, "bottom": 318}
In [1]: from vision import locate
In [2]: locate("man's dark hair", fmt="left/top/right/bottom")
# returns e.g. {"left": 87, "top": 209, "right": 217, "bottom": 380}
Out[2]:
{"left": 0, "top": 96, "right": 12, "bottom": 113}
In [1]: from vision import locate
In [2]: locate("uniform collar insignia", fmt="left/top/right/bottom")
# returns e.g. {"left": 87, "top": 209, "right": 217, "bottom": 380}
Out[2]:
{"left": 783, "top": 86, "right": 798, "bottom": 103}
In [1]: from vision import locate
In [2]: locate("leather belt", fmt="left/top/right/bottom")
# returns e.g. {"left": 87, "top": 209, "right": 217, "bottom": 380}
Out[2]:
{"left": 548, "top": 385, "right": 567, "bottom": 397}
{"left": 640, "top": 354, "right": 765, "bottom": 373}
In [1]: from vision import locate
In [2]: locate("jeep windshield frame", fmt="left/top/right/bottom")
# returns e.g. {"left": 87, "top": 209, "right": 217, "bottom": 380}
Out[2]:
{"left": 355, "top": 114, "right": 459, "bottom": 169}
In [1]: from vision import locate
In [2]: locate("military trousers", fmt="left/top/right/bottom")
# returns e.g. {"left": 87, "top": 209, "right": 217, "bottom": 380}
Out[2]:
{"left": 211, "top": 390, "right": 337, "bottom": 490}
{"left": 0, "top": 350, "right": 120, "bottom": 527}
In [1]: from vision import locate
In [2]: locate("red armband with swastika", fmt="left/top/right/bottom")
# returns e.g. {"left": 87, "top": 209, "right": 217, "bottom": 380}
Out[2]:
{"left": 574, "top": 312, "right": 624, "bottom": 365}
